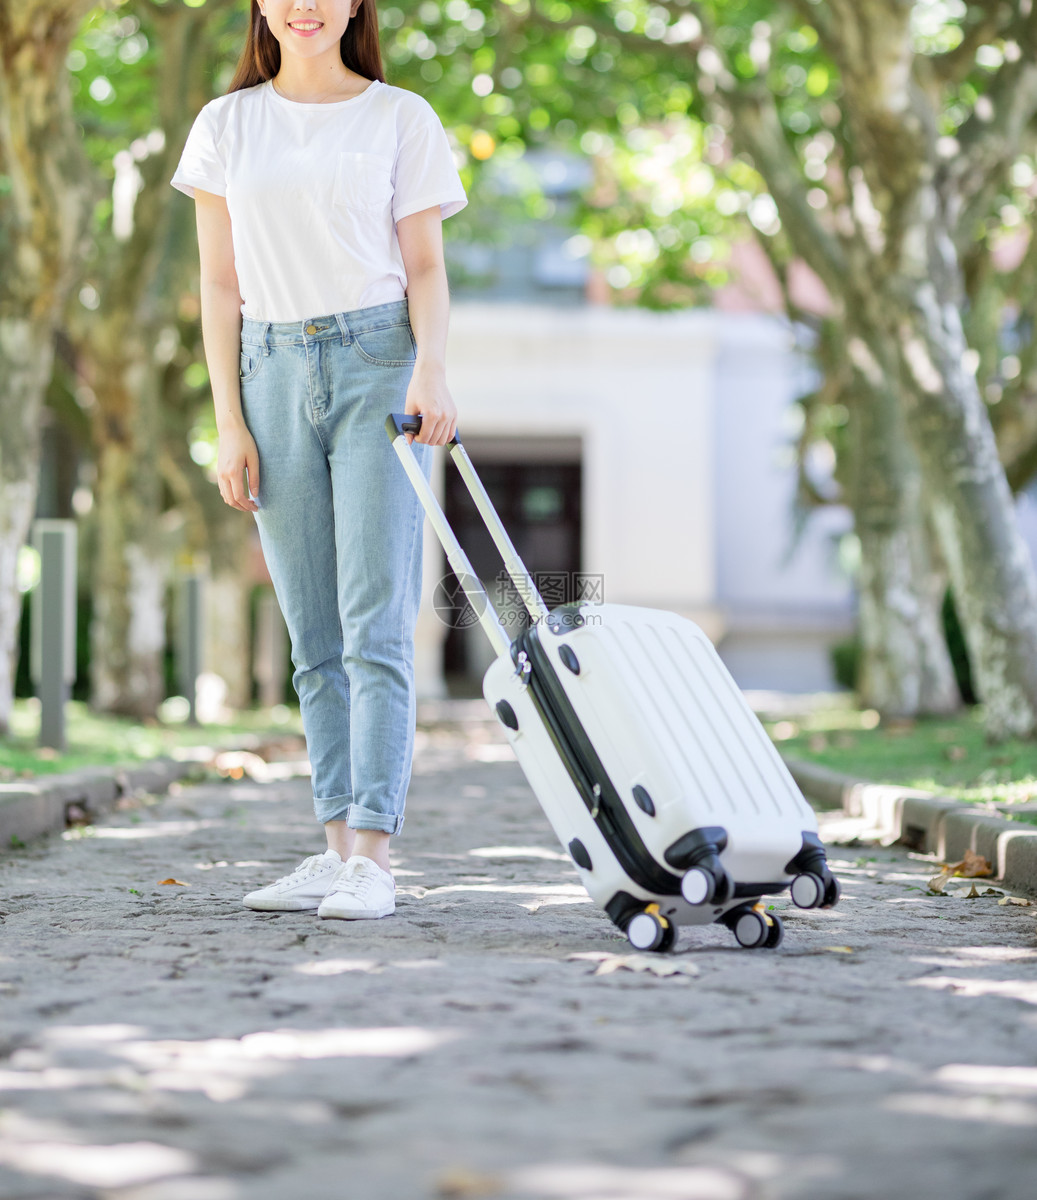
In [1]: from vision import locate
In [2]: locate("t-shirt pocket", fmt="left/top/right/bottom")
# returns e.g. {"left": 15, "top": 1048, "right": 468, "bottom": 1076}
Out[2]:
{"left": 334, "top": 151, "right": 394, "bottom": 212}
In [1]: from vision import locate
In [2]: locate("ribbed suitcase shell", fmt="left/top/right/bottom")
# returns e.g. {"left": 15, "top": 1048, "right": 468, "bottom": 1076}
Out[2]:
{"left": 484, "top": 604, "right": 817, "bottom": 928}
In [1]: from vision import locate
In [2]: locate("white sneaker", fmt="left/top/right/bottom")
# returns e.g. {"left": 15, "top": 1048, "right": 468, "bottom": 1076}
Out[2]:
{"left": 318, "top": 856, "right": 396, "bottom": 920}
{"left": 243, "top": 850, "right": 344, "bottom": 911}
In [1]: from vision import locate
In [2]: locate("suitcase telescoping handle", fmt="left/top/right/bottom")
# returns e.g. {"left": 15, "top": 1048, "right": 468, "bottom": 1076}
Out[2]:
{"left": 385, "top": 413, "right": 550, "bottom": 659}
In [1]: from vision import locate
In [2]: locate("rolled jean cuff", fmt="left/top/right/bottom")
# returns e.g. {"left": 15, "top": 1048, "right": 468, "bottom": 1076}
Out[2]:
{"left": 314, "top": 792, "right": 353, "bottom": 825}
{"left": 346, "top": 803, "right": 405, "bottom": 835}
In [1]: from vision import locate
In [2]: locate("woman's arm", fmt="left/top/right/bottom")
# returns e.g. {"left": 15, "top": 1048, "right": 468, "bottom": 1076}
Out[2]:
{"left": 195, "top": 189, "right": 259, "bottom": 512}
{"left": 397, "top": 206, "right": 457, "bottom": 446}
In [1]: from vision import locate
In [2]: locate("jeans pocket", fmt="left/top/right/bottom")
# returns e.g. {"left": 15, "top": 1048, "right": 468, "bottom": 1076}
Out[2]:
{"left": 352, "top": 322, "right": 417, "bottom": 367}
{"left": 240, "top": 348, "right": 264, "bottom": 382}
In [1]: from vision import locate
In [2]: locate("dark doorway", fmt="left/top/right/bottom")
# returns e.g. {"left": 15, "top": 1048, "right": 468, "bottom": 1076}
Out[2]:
{"left": 440, "top": 437, "right": 582, "bottom": 695}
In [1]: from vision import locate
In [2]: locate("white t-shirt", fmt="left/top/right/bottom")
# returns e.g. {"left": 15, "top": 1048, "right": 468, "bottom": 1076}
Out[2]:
{"left": 170, "top": 78, "right": 467, "bottom": 322}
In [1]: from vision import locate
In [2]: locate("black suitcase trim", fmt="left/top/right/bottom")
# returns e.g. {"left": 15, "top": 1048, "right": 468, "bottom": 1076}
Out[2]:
{"left": 518, "top": 624, "right": 682, "bottom": 897}
{"left": 732, "top": 882, "right": 790, "bottom": 898}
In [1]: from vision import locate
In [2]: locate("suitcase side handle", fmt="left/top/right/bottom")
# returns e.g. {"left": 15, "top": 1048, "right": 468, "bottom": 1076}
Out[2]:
{"left": 386, "top": 413, "right": 551, "bottom": 630}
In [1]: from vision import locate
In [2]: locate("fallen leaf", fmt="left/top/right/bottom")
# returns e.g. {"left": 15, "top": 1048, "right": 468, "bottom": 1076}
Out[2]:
{"left": 934, "top": 850, "right": 994, "bottom": 886}
{"left": 958, "top": 849, "right": 994, "bottom": 878}
{"left": 567, "top": 952, "right": 700, "bottom": 978}
{"left": 435, "top": 1166, "right": 502, "bottom": 1198}
{"left": 822, "top": 946, "right": 854, "bottom": 954}
{"left": 158, "top": 878, "right": 190, "bottom": 886}
{"left": 213, "top": 750, "right": 269, "bottom": 780}
{"left": 998, "top": 896, "right": 1033, "bottom": 907}
{"left": 928, "top": 871, "right": 953, "bottom": 895}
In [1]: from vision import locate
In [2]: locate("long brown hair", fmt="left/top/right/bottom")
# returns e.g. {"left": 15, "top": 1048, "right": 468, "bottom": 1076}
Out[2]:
{"left": 226, "top": 0, "right": 385, "bottom": 93}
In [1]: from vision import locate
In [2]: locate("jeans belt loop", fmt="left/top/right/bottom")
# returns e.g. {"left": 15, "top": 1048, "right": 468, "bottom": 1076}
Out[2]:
{"left": 262, "top": 321, "right": 270, "bottom": 355}
{"left": 334, "top": 311, "right": 351, "bottom": 346}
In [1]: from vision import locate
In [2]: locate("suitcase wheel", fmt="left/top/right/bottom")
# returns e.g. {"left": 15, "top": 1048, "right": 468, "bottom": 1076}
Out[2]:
{"left": 821, "top": 874, "right": 841, "bottom": 909}
{"left": 725, "top": 904, "right": 783, "bottom": 950}
{"left": 626, "top": 907, "right": 676, "bottom": 953}
{"left": 790, "top": 871, "right": 826, "bottom": 909}
{"left": 680, "top": 864, "right": 733, "bottom": 907}
{"left": 764, "top": 912, "right": 784, "bottom": 949}
{"left": 680, "top": 867, "right": 713, "bottom": 906}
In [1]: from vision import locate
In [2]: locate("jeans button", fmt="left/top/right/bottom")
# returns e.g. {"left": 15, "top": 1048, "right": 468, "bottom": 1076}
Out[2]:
{"left": 305, "top": 324, "right": 317, "bottom": 335}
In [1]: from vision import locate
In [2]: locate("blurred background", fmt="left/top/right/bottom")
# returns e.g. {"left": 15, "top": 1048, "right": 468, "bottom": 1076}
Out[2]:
{"left": 4, "top": 0, "right": 1037, "bottom": 744}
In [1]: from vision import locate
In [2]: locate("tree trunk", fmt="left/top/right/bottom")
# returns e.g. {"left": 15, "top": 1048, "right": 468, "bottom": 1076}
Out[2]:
{"left": 160, "top": 381, "right": 257, "bottom": 716}
{"left": 889, "top": 208, "right": 1037, "bottom": 738}
{"left": 0, "top": 0, "right": 95, "bottom": 733}
{"left": 721, "top": 33, "right": 1037, "bottom": 739}
{"left": 0, "top": 323, "right": 50, "bottom": 733}
{"left": 849, "top": 374, "right": 960, "bottom": 718}
{"left": 205, "top": 571, "right": 253, "bottom": 710}
{"left": 70, "top": 5, "right": 216, "bottom": 717}
{"left": 89, "top": 397, "right": 166, "bottom": 718}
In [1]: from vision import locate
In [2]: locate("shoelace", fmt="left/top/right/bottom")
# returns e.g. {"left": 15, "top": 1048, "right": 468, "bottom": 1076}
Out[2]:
{"left": 274, "top": 853, "right": 332, "bottom": 887}
{"left": 335, "top": 860, "right": 383, "bottom": 898}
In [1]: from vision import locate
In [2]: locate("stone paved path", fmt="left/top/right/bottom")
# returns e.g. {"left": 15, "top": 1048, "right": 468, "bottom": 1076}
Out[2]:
{"left": 2, "top": 706, "right": 1037, "bottom": 1200}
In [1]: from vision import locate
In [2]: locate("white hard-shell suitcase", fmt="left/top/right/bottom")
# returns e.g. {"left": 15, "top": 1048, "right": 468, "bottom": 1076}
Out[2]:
{"left": 387, "top": 415, "right": 841, "bottom": 952}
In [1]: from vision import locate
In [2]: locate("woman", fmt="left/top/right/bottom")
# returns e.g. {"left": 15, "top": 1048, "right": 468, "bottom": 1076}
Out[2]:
{"left": 171, "top": 0, "right": 466, "bottom": 920}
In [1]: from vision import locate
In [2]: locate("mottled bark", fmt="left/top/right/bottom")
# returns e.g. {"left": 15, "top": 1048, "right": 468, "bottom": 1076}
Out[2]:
{"left": 205, "top": 573, "right": 252, "bottom": 709}
{"left": 760, "top": 257, "right": 959, "bottom": 719}
{"left": 89, "top": 420, "right": 166, "bottom": 717}
{"left": 848, "top": 371, "right": 959, "bottom": 718}
{"left": 0, "top": 0, "right": 95, "bottom": 732}
{"left": 161, "top": 429, "right": 255, "bottom": 713}
{"left": 890, "top": 205, "right": 1037, "bottom": 738}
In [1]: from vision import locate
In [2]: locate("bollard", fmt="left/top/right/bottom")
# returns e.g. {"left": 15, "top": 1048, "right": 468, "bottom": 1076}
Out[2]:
{"left": 254, "top": 589, "right": 288, "bottom": 709}
{"left": 30, "top": 520, "right": 78, "bottom": 752}
{"left": 176, "top": 572, "right": 206, "bottom": 725}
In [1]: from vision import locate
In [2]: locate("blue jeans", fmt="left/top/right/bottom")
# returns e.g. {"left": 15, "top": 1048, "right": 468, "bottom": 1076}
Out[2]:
{"left": 239, "top": 298, "right": 431, "bottom": 834}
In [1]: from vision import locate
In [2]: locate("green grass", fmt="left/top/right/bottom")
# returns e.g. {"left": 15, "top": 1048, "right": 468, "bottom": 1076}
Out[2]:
{"left": 0, "top": 699, "right": 303, "bottom": 781}
{"left": 763, "top": 703, "right": 1037, "bottom": 810}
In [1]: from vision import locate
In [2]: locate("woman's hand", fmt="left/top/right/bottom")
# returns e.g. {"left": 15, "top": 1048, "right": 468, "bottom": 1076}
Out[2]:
{"left": 216, "top": 418, "right": 261, "bottom": 512}
{"left": 404, "top": 360, "right": 458, "bottom": 446}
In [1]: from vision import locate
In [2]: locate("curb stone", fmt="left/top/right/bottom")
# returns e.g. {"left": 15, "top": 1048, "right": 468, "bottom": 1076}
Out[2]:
{"left": 0, "top": 759, "right": 198, "bottom": 850}
{"left": 785, "top": 756, "right": 1037, "bottom": 896}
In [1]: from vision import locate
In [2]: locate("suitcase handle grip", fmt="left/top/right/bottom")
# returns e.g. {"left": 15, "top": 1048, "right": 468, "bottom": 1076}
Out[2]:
{"left": 386, "top": 412, "right": 461, "bottom": 444}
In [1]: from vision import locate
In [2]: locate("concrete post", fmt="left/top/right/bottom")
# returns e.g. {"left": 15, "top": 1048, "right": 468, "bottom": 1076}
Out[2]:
{"left": 30, "top": 520, "right": 78, "bottom": 751}
{"left": 177, "top": 573, "right": 206, "bottom": 725}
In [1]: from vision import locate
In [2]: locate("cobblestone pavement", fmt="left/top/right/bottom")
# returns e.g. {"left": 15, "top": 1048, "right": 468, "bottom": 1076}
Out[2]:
{"left": 2, "top": 706, "right": 1036, "bottom": 1200}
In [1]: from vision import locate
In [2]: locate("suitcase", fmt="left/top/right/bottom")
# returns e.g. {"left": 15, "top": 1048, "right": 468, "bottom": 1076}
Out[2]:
{"left": 387, "top": 414, "right": 841, "bottom": 952}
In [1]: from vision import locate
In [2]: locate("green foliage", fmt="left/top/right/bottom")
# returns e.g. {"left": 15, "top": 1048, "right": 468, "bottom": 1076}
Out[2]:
{"left": 0, "top": 699, "right": 302, "bottom": 780}
{"left": 396, "top": 2, "right": 1037, "bottom": 484}
{"left": 768, "top": 704, "right": 1036, "bottom": 807}
{"left": 942, "top": 588, "right": 977, "bottom": 706}
{"left": 71, "top": 7, "right": 158, "bottom": 159}
{"left": 829, "top": 635, "right": 859, "bottom": 692}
